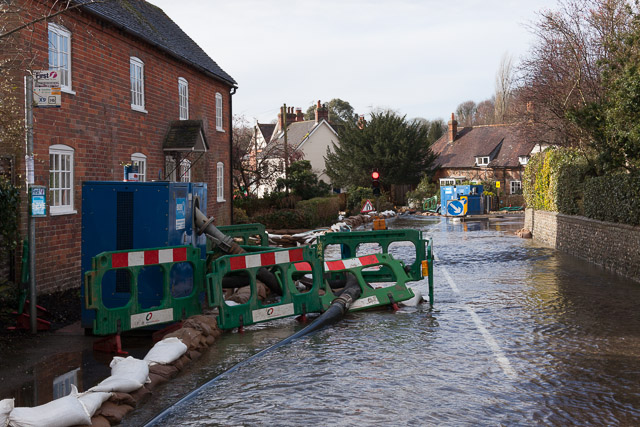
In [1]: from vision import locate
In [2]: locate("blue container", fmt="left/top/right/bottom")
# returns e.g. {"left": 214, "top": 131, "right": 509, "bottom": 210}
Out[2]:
{"left": 81, "top": 181, "right": 207, "bottom": 329}
{"left": 440, "top": 184, "right": 484, "bottom": 216}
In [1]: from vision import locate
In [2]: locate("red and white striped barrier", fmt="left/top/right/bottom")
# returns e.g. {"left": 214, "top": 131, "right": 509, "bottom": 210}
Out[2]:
{"left": 293, "top": 254, "right": 380, "bottom": 272}
{"left": 229, "top": 248, "right": 305, "bottom": 271}
{"left": 111, "top": 247, "right": 188, "bottom": 268}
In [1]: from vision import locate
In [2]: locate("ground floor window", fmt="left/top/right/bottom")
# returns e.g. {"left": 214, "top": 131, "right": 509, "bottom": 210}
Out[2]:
{"left": 510, "top": 180, "right": 522, "bottom": 194}
{"left": 440, "top": 178, "right": 456, "bottom": 186}
{"left": 217, "top": 162, "right": 225, "bottom": 201}
{"left": 131, "top": 152, "right": 146, "bottom": 182}
{"left": 49, "top": 144, "right": 74, "bottom": 214}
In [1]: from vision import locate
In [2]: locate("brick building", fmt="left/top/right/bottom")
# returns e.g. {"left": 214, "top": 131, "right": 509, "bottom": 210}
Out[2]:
{"left": 0, "top": 0, "right": 236, "bottom": 294}
{"left": 431, "top": 113, "right": 545, "bottom": 195}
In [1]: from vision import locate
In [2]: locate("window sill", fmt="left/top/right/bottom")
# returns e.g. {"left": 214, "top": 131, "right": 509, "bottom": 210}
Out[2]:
{"left": 50, "top": 209, "right": 77, "bottom": 216}
{"left": 131, "top": 105, "right": 148, "bottom": 114}
{"left": 61, "top": 87, "right": 76, "bottom": 95}
{"left": 217, "top": 198, "right": 226, "bottom": 203}
{"left": 216, "top": 127, "right": 225, "bottom": 133}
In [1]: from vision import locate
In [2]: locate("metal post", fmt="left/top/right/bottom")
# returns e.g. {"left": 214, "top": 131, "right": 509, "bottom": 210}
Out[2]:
{"left": 25, "top": 74, "right": 37, "bottom": 334}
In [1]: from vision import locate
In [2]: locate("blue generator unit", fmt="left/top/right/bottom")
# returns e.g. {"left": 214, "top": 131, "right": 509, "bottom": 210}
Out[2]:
{"left": 440, "top": 184, "right": 485, "bottom": 216}
{"left": 81, "top": 181, "right": 207, "bottom": 329}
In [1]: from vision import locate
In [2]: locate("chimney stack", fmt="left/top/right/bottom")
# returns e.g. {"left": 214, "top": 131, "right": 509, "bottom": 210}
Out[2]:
{"left": 315, "top": 100, "right": 329, "bottom": 123}
{"left": 448, "top": 112, "right": 458, "bottom": 143}
{"left": 295, "top": 107, "right": 304, "bottom": 122}
{"left": 278, "top": 105, "right": 298, "bottom": 129}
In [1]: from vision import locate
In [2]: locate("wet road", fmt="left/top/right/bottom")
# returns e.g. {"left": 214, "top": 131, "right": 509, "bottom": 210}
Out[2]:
{"left": 125, "top": 214, "right": 640, "bottom": 426}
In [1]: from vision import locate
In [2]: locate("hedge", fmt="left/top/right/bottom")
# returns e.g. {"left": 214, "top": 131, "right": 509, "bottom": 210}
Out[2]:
{"left": 523, "top": 147, "right": 640, "bottom": 225}
{"left": 250, "top": 196, "right": 340, "bottom": 229}
{"left": 583, "top": 174, "right": 640, "bottom": 226}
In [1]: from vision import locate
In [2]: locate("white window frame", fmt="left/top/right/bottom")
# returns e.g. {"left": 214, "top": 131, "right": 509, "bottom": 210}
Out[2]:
{"left": 215, "top": 92, "right": 224, "bottom": 131}
{"left": 48, "top": 23, "right": 73, "bottom": 93}
{"left": 475, "top": 156, "right": 490, "bottom": 166}
{"left": 519, "top": 156, "right": 530, "bottom": 165}
{"left": 130, "top": 57, "right": 146, "bottom": 112}
{"left": 217, "top": 161, "right": 225, "bottom": 201}
{"left": 510, "top": 180, "right": 522, "bottom": 195}
{"left": 180, "top": 159, "right": 191, "bottom": 182}
{"left": 439, "top": 178, "right": 455, "bottom": 187}
{"left": 131, "top": 152, "right": 147, "bottom": 182}
{"left": 178, "top": 77, "right": 189, "bottom": 120}
{"left": 165, "top": 156, "right": 176, "bottom": 181}
{"left": 49, "top": 144, "right": 75, "bottom": 215}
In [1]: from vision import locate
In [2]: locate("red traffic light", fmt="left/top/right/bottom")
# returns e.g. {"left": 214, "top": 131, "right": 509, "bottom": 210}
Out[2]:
{"left": 371, "top": 171, "right": 380, "bottom": 180}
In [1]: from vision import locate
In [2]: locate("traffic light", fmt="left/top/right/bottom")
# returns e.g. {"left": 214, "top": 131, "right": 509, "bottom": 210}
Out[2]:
{"left": 371, "top": 169, "right": 381, "bottom": 196}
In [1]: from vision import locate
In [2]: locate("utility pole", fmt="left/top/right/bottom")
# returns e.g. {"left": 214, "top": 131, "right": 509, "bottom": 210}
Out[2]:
{"left": 281, "top": 104, "right": 289, "bottom": 193}
{"left": 25, "top": 74, "right": 37, "bottom": 334}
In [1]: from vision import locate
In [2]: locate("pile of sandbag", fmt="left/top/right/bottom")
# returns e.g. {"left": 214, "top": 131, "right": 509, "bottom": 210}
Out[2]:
{"left": 1, "top": 314, "right": 223, "bottom": 427}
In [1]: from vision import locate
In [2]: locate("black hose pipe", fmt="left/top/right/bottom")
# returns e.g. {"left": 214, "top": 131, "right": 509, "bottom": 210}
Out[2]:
{"left": 144, "top": 273, "right": 362, "bottom": 426}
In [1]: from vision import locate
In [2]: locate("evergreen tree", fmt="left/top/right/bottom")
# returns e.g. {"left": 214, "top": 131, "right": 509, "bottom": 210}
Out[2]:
{"left": 324, "top": 111, "right": 439, "bottom": 190}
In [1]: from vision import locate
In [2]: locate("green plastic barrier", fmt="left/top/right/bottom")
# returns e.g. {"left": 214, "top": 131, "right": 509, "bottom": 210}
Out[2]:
{"left": 423, "top": 195, "right": 438, "bottom": 212}
{"left": 317, "top": 229, "right": 434, "bottom": 307}
{"left": 207, "top": 246, "right": 325, "bottom": 330}
{"left": 216, "top": 223, "right": 269, "bottom": 246}
{"left": 316, "top": 253, "right": 416, "bottom": 312}
{"left": 84, "top": 246, "right": 205, "bottom": 336}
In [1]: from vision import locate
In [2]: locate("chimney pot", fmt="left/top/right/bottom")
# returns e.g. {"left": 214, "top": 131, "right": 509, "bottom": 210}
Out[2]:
{"left": 448, "top": 113, "right": 458, "bottom": 143}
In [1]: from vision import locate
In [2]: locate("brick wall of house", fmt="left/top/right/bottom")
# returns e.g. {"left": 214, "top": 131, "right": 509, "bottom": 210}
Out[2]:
{"left": 434, "top": 167, "right": 526, "bottom": 194}
{"left": 525, "top": 209, "right": 640, "bottom": 283}
{"left": 5, "top": 2, "right": 233, "bottom": 294}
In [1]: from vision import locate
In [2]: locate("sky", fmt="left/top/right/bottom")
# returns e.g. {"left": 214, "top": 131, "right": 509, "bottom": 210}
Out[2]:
{"left": 147, "top": 0, "right": 559, "bottom": 124}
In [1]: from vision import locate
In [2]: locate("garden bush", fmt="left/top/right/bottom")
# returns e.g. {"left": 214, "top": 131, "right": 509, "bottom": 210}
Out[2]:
{"left": 583, "top": 173, "right": 640, "bottom": 225}
{"left": 297, "top": 196, "right": 340, "bottom": 227}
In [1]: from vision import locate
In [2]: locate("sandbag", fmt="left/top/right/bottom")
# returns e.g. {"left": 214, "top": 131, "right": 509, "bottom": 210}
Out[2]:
{"left": 188, "top": 314, "right": 218, "bottom": 332}
{"left": 145, "top": 373, "right": 169, "bottom": 390}
{"left": 78, "top": 391, "right": 112, "bottom": 417}
{"left": 227, "top": 285, "right": 251, "bottom": 304}
{"left": 97, "top": 401, "right": 133, "bottom": 424}
{"left": 172, "top": 354, "right": 190, "bottom": 370}
{"left": 110, "top": 356, "right": 150, "bottom": 385}
{"left": 1, "top": 398, "right": 14, "bottom": 427}
{"left": 149, "top": 364, "right": 179, "bottom": 380}
{"left": 164, "top": 327, "right": 202, "bottom": 351}
{"left": 87, "top": 415, "right": 110, "bottom": 427}
{"left": 182, "top": 318, "right": 213, "bottom": 336}
{"left": 8, "top": 385, "right": 90, "bottom": 427}
{"left": 108, "top": 392, "right": 136, "bottom": 407}
{"left": 144, "top": 337, "right": 188, "bottom": 365}
{"left": 128, "top": 386, "right": 152, "bottom": 405}
{"left": 89, "top": 376, "right": 143, "bottom": 393}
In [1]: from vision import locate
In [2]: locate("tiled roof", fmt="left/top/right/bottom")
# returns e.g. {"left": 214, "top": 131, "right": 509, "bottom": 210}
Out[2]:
{"left": 77, "top": 0, "right": 236, "bottom": 86}
{"left": 272, "top": 120, "right": 318, "bottom": 149}
{"left": 163, "top": 120, "right": 208, "bottom": 151}
{"left": 257, "top": 123, "right": 276, "bottom": 141}
{"left": 431, "top": 124, "right": 536, "bottom": 168}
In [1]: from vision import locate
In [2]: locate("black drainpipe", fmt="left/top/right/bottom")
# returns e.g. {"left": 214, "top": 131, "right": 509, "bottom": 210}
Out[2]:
{"left": 229, "top": 86, "right": 236, "bottom": 224}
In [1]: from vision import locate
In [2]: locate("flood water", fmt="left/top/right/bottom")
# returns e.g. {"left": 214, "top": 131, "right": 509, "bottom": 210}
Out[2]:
{"left": 126, "top": 215, "right": 640, "bottom": 426}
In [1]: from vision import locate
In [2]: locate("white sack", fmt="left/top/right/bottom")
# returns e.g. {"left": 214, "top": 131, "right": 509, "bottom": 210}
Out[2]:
{"left": 1, "top": 398, "right": 14, "bottom": 427}
{"left": 8, "top": 385, "right": 90, "bottom": 427}
{"left": 110, "top": 356, "right": 150, "bottom": 384}
{"left": 89, "top": 376, "right": 143, "bottom": 393}
{"left": 78, "top": 391, "right": 112, "bottom": 417}
{"left": 144, "top": 337, "right": 188, "bottom": 365}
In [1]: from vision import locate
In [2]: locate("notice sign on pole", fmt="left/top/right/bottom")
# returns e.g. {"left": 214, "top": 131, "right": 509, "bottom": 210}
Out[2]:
{"left": 30, "top": 185, "right": 47, "bottom": 217}
{"left": 33, "top": 70, "right": 61, "bottom": 108}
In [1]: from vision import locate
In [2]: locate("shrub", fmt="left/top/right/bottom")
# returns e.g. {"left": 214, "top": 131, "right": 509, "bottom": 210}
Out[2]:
{"left": 233, "top": 207, "right": 250, "bottom": 224}
{"left": 405, "top": 176, "right": 437, "bottom": 206}
{"left": 0, "top": 177, "right": 20, "bottom": 258}
{"left": 346, "top": 187, "right": 374, "bottom": 215}
{"left": 297, "top": 196, "right": 340, "bottom": 227}
{"left": 252, "top": 209, "right": 308, "bottom": 230}
{"left": 583, "top": 173, "right": 640, "bottom": 225}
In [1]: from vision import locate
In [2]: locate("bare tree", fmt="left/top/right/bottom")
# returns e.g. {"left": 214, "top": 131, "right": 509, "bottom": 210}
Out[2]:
{"left": 475, "top": 98, "right": 496, "bottom": 125}
{"left": 494, "top": 52, "right": 514, "bottom": 123}
{"left": 455, "top": 100, "right": 477, "bottom": 126}
{"left": 514, "top": 0, "right": 632, "bottom": 148}
{"left": 232, "top": 115, "right": 302, "bottom": 197}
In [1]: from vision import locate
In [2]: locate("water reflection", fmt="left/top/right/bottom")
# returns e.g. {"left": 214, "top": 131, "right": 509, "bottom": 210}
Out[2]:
{"left": 124, "top": 214, "right": 640, "bottom": 426}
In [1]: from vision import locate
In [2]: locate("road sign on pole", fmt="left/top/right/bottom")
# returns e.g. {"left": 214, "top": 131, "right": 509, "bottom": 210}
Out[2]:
{"left": 361, "top": 199, "right": 375, "bottom": 213}
{"left": 33, "top": 70, "right": 61, "bottom": 108}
